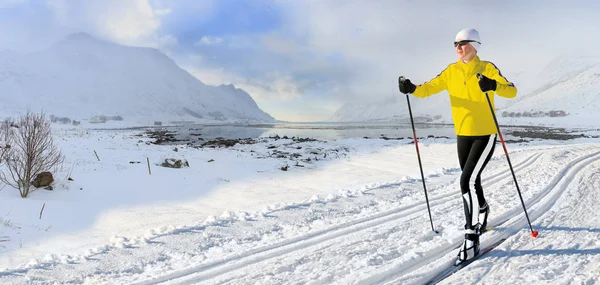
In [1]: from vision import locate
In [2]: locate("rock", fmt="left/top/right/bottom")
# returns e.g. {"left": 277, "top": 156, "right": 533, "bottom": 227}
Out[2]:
{"left": 32, "top": 172, "right": 54, "bottom": 188}
{"left": 160, "top": 158, "right": 190, "bottom": 168}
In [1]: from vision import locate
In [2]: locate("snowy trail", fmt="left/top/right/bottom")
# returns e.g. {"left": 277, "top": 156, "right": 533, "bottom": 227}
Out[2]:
{"left": 198, "top": 147, "right": 592, "bottom": 285}
{"left": 1, "top": 143, "right": 598, "bottom": 285}
{"left": 437, "top": 150, "right": 600, "bottom": 284}
{"left": 381, "top": 149, "right": 600, "bottom": 284}
{"left": 134, "top": 153, "right": 543, "bottom": 285}
{"left": 131, "top": 152, "right": 539, "bottom": 284}
{"left": 146, "top": 146, "right": 588, "bottom": 285}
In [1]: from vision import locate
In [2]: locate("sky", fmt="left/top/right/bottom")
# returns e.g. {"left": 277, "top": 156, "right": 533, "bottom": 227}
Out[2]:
{"left": 1, "top": 0, "right": 600, "bottom": 122}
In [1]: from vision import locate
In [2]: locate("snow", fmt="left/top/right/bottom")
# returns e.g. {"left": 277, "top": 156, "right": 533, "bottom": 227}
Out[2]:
{"left": 0, "top": 122, "right": 599, "bottom": 284}
{"left": 0, "top": 33, "right": 274, "bottom": 124}
{"left": 0, "top": 31, "right": 599, "bottom": 284}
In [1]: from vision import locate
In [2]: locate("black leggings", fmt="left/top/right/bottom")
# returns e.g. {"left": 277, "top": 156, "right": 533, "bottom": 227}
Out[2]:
{"left": 457, "top": 134, "right": 497, "bottom": 230}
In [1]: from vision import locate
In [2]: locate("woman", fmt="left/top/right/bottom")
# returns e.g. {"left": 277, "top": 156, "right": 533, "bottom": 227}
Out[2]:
{"left": 398, "top": 28, "right": 517, "bottom": 263}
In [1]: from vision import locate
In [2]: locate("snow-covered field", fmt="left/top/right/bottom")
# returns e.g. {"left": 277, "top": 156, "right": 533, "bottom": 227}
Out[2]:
{"left": 0, "top": 125, "right": 599, "bottom": 284}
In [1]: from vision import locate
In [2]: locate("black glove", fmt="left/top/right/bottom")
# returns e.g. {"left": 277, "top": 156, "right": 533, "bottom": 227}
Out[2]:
{"left": 398, "top": 76, "right": 416, "bottom": 94}
{"left": 478, "top": 74, "right": 497, "bottom": 92}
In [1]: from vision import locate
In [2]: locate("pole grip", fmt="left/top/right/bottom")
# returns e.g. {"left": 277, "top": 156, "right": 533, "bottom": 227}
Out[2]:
{"left": 398, "top": 76, "right": 406, "bottom": 87}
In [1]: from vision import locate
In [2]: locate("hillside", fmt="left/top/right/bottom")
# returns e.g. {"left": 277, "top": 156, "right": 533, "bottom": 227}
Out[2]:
{"left": 0, "top": 33, "right": 275, "bottom": 124}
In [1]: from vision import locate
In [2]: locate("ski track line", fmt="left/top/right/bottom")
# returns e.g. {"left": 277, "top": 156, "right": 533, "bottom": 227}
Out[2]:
{"left": 0, "top": 149, "right": 540, "bottom": 284}
{"left": 428, "top": 150, "right": 600, "bottom": 285}
{"left": 375, "top": 150, "right": 600, "bottom": 285}
{"left": 386, "top": 149, "right": 600, "bottom": 285}
{"left": 131, "top": 152, "right": 545, "bottom": 284}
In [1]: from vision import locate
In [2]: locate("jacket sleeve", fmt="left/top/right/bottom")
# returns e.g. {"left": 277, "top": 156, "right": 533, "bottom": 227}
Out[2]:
{"left": 486, "top": 63, "right": 517, "bottom": 98}
{"left": 412, "top": 66, "right": 450, "bottom": 98}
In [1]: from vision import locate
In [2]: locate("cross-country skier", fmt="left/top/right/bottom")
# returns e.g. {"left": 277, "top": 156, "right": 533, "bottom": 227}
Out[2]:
{"left": 398, "top": 28, "right": 517, "bottom": 263}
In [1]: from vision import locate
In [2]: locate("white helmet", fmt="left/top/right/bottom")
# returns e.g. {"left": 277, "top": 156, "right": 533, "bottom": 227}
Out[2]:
{"left": 455, "top": 28, "right": 481, "bottom": 50}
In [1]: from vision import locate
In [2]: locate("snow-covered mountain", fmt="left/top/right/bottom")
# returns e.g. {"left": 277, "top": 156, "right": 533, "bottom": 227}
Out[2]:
{"left": 330, "top": 56, "right": 600, "bottom": 127}
{"left": 501, "top": 56, "right": 600, "bottom": 115}
{"left": 329, "top": 93, "right": 452, "bottom": 123}
{"left": 0, "top": 33, "right": 275, "bottom": 123}
{"left": 329, "top": 96, "right": 406, "bottom": 122}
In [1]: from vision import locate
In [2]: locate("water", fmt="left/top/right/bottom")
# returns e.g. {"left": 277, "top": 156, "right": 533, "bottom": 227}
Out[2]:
{"left": 166, "top": 122, "right": 458, "bottom": 141}
{"left": 138, "top": 121, "right": 595, "bottom": 145}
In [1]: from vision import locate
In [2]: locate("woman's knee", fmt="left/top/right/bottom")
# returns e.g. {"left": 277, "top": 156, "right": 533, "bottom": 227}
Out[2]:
{"left": 460, "top": 175, "right": 471, "bottom": 193}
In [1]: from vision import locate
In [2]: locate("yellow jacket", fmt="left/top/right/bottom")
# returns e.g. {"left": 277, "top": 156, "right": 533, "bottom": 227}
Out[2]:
{"left": 412, "top": 55, "right": 517, "bottom": 136}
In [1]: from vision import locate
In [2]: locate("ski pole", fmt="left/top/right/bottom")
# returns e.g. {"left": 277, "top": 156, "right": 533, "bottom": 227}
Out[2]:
{"left": 477, "top": 73, "right": 539, "bottom": 238}
{"left": 399, "top": 76, "right": 437, "bottom": 234}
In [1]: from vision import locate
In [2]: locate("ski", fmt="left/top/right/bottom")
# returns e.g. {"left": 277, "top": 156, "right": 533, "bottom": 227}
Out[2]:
{"left": 479, "top": 225, "right": 494, "bottom": 235}
{"left": 426, "top": 237, "right": 507, "bottom": 285}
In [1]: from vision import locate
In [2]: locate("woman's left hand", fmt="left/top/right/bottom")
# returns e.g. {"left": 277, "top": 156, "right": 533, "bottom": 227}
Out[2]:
{"left": 478, "top": 75, "right": 497, "bottom": 92}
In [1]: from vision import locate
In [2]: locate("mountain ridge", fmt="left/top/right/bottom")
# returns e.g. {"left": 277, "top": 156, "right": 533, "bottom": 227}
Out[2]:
{"left": 0, "top": 32, "right": 275, "bottom": 124}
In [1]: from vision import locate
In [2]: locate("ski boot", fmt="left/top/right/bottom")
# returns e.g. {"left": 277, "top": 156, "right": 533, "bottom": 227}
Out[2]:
{"left": 456, "top": 230, "right": 480, "bottom": 265}
{"left": 476, "top": 203, "right": 490, "bottom": 234}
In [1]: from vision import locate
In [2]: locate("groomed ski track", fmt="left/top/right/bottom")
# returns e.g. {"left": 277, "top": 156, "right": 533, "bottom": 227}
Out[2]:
{"left": 4, "top": 143, "right": 599, "bottom": 285}
{"left": 134, "top": 152, "right": 541, "bottom": 285}
{"left": 137, "top": 145, "right": 598, "bottom": 285}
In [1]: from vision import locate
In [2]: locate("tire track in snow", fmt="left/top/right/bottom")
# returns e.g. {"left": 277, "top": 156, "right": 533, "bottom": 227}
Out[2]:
{"left": 372, "top": 150, "right": 600, "bottom": 285}
{"left": 133, "top": 153, "right": 544, "bottom": 284}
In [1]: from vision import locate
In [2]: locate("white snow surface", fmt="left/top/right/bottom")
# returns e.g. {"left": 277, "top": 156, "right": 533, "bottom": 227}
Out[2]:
{"left": 0, "top": 124, "right": 599, "bottom": 284}
{"left": 0, "top": 33, "right": 274, "bottom": 125}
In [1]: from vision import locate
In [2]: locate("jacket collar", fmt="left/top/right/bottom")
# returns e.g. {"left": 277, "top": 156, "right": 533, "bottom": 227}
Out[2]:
{"left": 458, "top": 55, "right": 481, "bottom": 76}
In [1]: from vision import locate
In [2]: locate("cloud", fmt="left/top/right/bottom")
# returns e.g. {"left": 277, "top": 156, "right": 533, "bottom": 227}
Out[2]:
{"left": 46, "top": 0, "right": 164, "bottom": 47}
{"left": 185, "top": 65, "right": 303, "bottom": 101}
{"left": 194, "top": 36, "right": 224, "bottom": 46}
{"left": 184, "top": 66, "right": 231, "bottom": 86}
{"left": 242, "top": 73, "right": 303, "bottom": 101}
{"left": 2, "top": 0, "right": 600, "bottom": 122}
{"left": 184, "top": 64, "right": 335, "bottom": 121}
{"left": 264, "top": 0, "right": 600, "bottom": 106}
{"left": 260, "top": 32, "right": 300, "bottom": 55}
{"left": 0, "top": 0, "right": 25, "bottom": 8}
{"left": 0, "top": 0, "right": 177, "bottom": 51}
{"left": 154, "top": 8, "right": 171, "bottom": 16}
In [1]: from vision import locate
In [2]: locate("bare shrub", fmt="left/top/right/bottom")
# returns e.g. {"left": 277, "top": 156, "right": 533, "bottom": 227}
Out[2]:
{"left": 0, "top": 119, "right": 13, "bottom": 161}
{"left": 0, "top": 111, "right": 64, "bottom": 198}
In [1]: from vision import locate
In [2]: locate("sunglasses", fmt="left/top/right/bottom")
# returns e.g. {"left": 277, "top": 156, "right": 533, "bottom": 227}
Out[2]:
{"left": 454, "top": 40, "right": 479, "bottom": 47}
